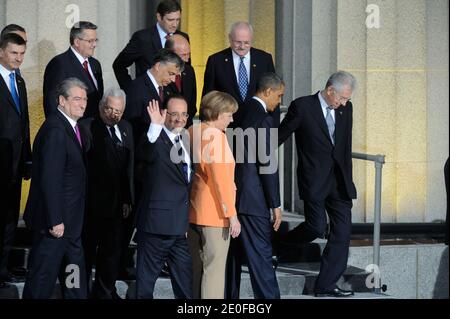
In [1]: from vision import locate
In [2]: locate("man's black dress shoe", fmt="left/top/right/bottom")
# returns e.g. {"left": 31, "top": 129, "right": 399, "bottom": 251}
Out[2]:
{"left": 314, "top": 287, "right": 354, "bottom": 297}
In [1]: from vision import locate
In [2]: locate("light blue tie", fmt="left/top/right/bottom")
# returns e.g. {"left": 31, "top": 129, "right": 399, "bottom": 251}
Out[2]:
{"left": 9, "top": 72, "right": 21, "bottom": 114}
{"left": 326, "top": 107, "right": 335, "bottom": 145}
{"left": 238, "top": 56, "right": 248, "bottom": 101}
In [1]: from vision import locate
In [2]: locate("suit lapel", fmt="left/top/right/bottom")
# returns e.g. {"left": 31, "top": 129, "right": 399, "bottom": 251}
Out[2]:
{"left": 57, "top": 111, "right": 84, "bottom": 155}
{"left": 151, "top": 25, "right": 163, "bottom": 50}
{"left": 67, "top": 49, "right": 97, "bottom": 92}
{"left": 16, "top": 75, "right": 27, "bottom": 115}
{"left": 334, "top": 107, "right": 345, "bottom": 146}
{"left": 160, "top": 130, "right": 188, "bottom": 184}
{"left": 224, "top": 49, "right": 242, "bottom": 102}
{"left": 144, "top": 75, "right": 162, "bottom": 104}
{"left": 248, "top": 48, "right": 258, "bottom": 90}
{"left": 311, "top": 92, "right": 333, "bottom": 144}
{"left": 0, "top": 73, "right": 21, "bottom": 116}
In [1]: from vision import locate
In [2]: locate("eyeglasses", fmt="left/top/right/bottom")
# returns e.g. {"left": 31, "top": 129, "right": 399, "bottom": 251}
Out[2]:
{"left": 78, "top": 38, "right": 99, "bottom": 44}
{"left": 104, "top": 106, "right": 123, "bottom": 115}
{"left": 333, "top": 90, "right": 352, "bottom": 103}
{"left": 166, "top": 111, "right": 189, "bottom": 119}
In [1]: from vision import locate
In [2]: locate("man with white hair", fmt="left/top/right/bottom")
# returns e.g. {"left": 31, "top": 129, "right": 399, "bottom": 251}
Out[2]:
{"left": 278, "top": 71, "right": 358, "bottom": 298}
{"left": 80, "top": 87, "right": 134, "bottom": 299}
{"left": 202, "top": 21, "right": 278, "bottom": 127}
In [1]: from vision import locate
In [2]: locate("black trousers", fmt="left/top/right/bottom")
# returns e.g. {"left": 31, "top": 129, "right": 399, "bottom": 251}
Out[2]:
{"left": 83, "top": 215, "right": 125, "bottom": 298}
{"left": 0, "top": 178, "right": 21, "bottom": 280}
{"left": 226, "top": 214, "right": 280, "bottom": 299}
{"left": 284, "top": 168, "right": 353, "bottom": 291}
{"left": 136, "top": 231, "right": 192, "bottom": 299}
{"left": 23, "top": 232, "right": 87, "bottom": 299}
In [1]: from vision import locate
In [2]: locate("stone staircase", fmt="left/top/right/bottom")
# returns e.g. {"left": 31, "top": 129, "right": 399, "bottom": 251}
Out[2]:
{"left": 1, "top": 214, "right": 393, "bottom": 299}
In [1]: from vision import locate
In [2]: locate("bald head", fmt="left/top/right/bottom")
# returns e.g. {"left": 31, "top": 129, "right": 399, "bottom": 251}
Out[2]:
{"left": 165, "top": 34, "right": 190, "bottom": 62}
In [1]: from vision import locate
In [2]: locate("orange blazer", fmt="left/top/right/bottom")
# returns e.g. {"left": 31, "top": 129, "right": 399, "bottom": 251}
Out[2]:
{"left": 188, "top": 123, "right": 237, "bottom": 227}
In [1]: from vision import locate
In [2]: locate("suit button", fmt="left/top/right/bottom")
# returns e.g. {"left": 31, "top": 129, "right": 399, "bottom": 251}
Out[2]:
{"left": 185, "top": 201, "right": 188, "bottom": 205}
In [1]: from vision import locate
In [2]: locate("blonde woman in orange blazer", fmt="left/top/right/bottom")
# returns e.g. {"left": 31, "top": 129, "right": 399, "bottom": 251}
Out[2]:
{"left": 187, "top": 91, "right": 241, "bottom": 299}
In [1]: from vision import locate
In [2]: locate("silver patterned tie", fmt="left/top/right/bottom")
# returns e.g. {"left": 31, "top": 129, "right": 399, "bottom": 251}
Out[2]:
{"left": 326, "top": 107, "right": 335, "bottom": 145}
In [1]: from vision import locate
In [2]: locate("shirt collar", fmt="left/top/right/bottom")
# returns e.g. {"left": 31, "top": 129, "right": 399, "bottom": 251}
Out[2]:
{"left": 70, "top": 46, "right": 89, "bottom": 65}
{"left": 147, "top": 70, "right": 160, "bottom": 92}
{"left": 0, "top": 63, "right": 14, "bottom": 79}
{"left": 318, "top": 90, "right": 332, "bottom": 112}
{"left": 162, "top": 126, "right": 182, "bottom": 144}
{"left": 57, "top": 107, "right": 78, "bottom": 129}
{"left": 252, "top": 96, "right": 268, "bottom": 113}
{"left": 156, "top": 23, "right": 170, "bottom": 41}
{"left": 231, "top": 50, "right": 250, "bottom": 62}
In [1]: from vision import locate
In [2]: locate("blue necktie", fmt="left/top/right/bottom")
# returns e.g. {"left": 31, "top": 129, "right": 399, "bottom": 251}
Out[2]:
{"left": 326, "top": 107, "right": 335, "bottom": 145}
{"left": 9, "top": 72, "right": 21, "bottom": 114}
{"left": 238, "top": 56, "right": 248, "bottom": 101}
{"left": 175, "top": 136, "right": 189, "bottom": 181}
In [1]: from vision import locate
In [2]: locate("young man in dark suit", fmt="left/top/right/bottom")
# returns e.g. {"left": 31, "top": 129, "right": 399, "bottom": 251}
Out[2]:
{"left": 80, "top": 88, "right": 134, "bottom": 299}
{"left": 226, "top": 73, "right": 285, "bottom": 299}
{"left": 135, "top": 95, "right": 193, "bottom": 299}
{"left": 22, "top": 78, "right": 89, "bottom": 299}
{"left": 113, "top": 0, "right": 189, "bottom": 90}
{"left": 0, "top": 33, "right": 32, "bottom": 288}
{"left": 278, "top": 71, "right": 357, "bottom": 297}
{"left": 43, "top": 21, "right": 103, "bottom": 119}
{"left": 202, "top": 21, "right": 278, "bottom": 127}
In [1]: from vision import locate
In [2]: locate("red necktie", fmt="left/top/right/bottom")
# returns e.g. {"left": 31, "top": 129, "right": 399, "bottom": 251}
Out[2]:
{"left": 175, "top": 74, "right": 182, "bottom": 92}
{"left": 158, "top": 86, "right": 164, "bottom": 102}
{"left": 82, "top": 60, "right": 95, "bottom": 86}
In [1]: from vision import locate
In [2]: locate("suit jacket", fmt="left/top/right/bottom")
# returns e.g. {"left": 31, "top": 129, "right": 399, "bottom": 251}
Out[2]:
{"left": 80, "top": 117, "right": 134, "bottom": 219}
{"left": 168, "top": 63, "right": 197, "bottom": 127}
{"left": 234, "top": 98, "right": 280, "bottom": 218}
{"left": 0, "top": 71, "right": 32, "bottom": 187}
{"left": 43, "top": 48, "right": 104, "bottom": 119}
{"left": 113, "top": 26, "right": 189, "bottom": 90}
{"left": 202, "top": 47, "right": 279, "bottom": 127}
{"left": 124, "top": 73, "right": 175, "bottom": 145}
{"left": 278, "top": 92, "right": 357, "bottom": 202}
{"left": 188, "top": 123, "right": 236, "bottom": 227}
{"left": 135, "top": 130, "right": 192, "bottom": 236}
{"left": 23, "top": 111, "right": 87, "bottom": 239}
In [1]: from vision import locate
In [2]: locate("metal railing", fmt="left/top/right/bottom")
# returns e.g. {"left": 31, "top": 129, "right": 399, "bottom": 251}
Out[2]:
{"left": 278, "top": 106, "right": 386, "bottom": 293}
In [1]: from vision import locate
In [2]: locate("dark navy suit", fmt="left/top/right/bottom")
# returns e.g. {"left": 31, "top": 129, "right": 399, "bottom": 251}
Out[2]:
{"left": 134, "top": 127, "right": 192, "bottom": 299}
{"left": 22, "top": 111, "right": 88, "bottom": 299}
{"left": 113, "top": 25, "right": 189, "bottom": 90}
{"left": 278, "top": 92, "right": 356, "bottom": 292}
{"left": 0, "top": 71, "right": 32, "bottom": 282}
{"left": 226, "top": 98, "right": 281, "bottom": 299}
{"left": 202, "top": 47, "right": 279, "bottom": 127}
{"left": 43, "top": 48, "right": 104, "bottom": 119}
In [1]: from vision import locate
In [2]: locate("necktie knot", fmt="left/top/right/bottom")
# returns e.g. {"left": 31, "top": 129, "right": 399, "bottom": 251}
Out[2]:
{"left": 109, "top": 126, "right": 122, "bottom": 146}
{"left": 9, "top": 72, "right": 15, "bottom": 81}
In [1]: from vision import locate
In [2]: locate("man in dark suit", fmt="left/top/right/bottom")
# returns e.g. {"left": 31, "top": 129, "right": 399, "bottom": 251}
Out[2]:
{"left": 124, "top": 48, "right": 184, "bottom": 146}
{"left": 22, "top": 78, "right": 89, "bottom": 299}
{"left": 278, "top": 71, "right": 357, "bottom": 297}
{"left": 43, "top": 21, "right": 103, "bottom": 119}
{"left": 202, "top": 21, "right": 278, "bottom": 128}
{"left": 135, "top": 95, "right": 193, "bottom": 299}
{"left": 113, "top": 0, "right": 189, "bottom": 90}
{"left": 165, "top": 34, "right": 196, "bottom": 127}
{"left": 226, "top": 73, "right": 284, "bottom": 299}
{"left": 0, "top": 33, "right": 32, "bottom": 288}
{"left": 80, "top": 88, "right": 134, "bottom": 299}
